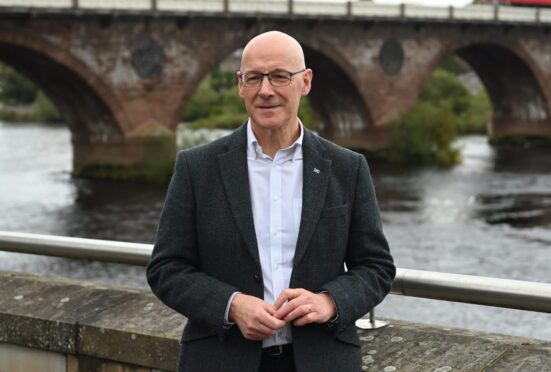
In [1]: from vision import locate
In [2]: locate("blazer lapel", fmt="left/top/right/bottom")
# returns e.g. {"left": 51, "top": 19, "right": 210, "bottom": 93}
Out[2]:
{"left": 293, "top": 131, "right": 332, "bottom": 268}
{"left": 218, "top": 126, "right": 260, "bottom": 266}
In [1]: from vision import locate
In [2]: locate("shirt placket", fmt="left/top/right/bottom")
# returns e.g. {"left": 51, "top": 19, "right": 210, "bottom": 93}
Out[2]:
{"left": 269, "top": 155, "right": 285, "bottom": 344}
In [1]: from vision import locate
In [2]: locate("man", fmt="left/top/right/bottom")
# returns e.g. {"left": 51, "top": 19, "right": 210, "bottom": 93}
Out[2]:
{"left": 147, "top": 31, "right": 395, "bottom": 372}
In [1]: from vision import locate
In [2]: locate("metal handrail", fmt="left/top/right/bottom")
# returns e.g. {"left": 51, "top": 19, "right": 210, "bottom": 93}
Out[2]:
{"left": 392, "top": 268, "right": 551, "bottom": 313}
{"left": 1, "top": 230, "right": 551, "bottom": 314}
{"left": 0, "top": 230, "right": 151, "bottom": 265}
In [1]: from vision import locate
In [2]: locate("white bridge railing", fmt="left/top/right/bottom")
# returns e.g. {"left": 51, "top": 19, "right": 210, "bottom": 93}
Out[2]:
{"left": 2, "top": 230, "right": 551, "bottom": 315}
{"left": 1, "top": 0, "right": 551, "bottom": 24}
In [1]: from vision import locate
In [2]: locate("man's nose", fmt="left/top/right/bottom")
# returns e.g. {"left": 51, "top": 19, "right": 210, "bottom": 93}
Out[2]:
{"left": 258, "top": 75, "right": 275, "bottom": 96}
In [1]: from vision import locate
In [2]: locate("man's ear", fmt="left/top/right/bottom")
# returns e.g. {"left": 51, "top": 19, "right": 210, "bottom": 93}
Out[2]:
{"left": 301, "top": 69, "right": 313, "bottom": 96}
{"left": 237, "top": 72, "right": 245, "bottom": 98}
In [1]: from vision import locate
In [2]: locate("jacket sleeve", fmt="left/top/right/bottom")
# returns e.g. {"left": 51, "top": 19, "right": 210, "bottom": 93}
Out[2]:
{"left": 319, "top": 154, "right": 395, "bottom": 331}
{"left": 146, "top": 151, "right": 239, "bottom": 336}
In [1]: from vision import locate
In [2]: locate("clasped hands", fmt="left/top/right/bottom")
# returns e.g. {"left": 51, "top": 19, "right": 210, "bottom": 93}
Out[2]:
{"left": 229, "top": 288, "right": 336, "bottom": 341}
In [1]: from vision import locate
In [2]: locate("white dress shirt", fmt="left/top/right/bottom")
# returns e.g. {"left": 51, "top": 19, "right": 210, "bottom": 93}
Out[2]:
{"left": 247, "top": 120, "right": 303, "bottom": 347}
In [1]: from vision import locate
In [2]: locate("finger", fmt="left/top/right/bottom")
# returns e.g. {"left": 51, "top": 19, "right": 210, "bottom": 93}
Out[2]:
{"left": 259, "top": 313, "right": 287, "bottom": 330}
{"left": 241, "top": 318, "right": 279, "bottom": 340}
{"left": 293, "top": 312, "right": 316, "bottom": 327}
{"left": 275, "top": 293, "right": 311, "bottom": 319}
{"left": 282, "top": 303, "right": 314, "bottom": 323}
{"left": 273, "top": 288, "right": 301, "bottom": 310}
{"left": 274, "top": 299, "right": 298, "bottom": 320}
{"left": 242, "top": 328, "right": 274, "bottom": 341}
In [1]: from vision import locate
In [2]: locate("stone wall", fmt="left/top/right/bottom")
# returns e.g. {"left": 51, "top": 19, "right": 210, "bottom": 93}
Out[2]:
{"left": 1, "top": 271, "right": 550, "bottom": 371}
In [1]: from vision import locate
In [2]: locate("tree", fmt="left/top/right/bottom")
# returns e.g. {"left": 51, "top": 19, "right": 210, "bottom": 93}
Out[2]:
{"left": 0, "top": 64, "right": 38, "bottom": 104}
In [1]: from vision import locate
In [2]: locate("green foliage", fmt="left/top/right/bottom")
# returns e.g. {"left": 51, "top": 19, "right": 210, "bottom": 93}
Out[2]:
{"left": 420, "top": 69, "right": 470, "bottom": 103}
{"left": 210, "top": 68, "right": 237, "bottom": 92}
{"left": 0, "top": 109, "right": 32, "bottom": 122}
{"left": 183, "top": 70, "right": 247, "bottom": 130}
{"left": 0, "top": 65, "right": 38, "bottom": 104}
{"left": 188, "top": 111, "right": 247, "bottom": 130}
{"left": 437, "top": 55, "right": 470, "bottom": 76}
{"left": 420, "top": 68, "right": 490, "bottom": 134}
{"left": 183, "top": 70, "right": 318, "bottom": 130}
{"left": 384, "top": 102, "right": 462, "bottom": 166}
{"left": 383, "top": 65, "right": 492, "bottom": 166}
{"left": 298, "top": 96, "right": 317, "bottom": 130}
{"left": 32, "top": 92, "right": 62, "bottom": 123}
{"left": 183, "top": 79, "right": 223, "bottom": 122}
{"left": 489, "top": 134, "right": 551, "bottom": 147}
{"left": 74, "top": 134, "right": 176, "bottom": 183}
{"left": 0, "top": 65, "right": 63, "bottom": 124}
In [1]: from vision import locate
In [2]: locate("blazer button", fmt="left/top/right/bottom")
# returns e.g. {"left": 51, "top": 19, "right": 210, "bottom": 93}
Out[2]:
{"left": 253, "top": 274, "right": 261, "bottom": 283}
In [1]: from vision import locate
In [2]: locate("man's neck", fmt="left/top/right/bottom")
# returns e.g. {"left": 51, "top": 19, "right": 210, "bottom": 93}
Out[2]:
{"left": 251, "top": 121, "right": 301, "bottom": 158}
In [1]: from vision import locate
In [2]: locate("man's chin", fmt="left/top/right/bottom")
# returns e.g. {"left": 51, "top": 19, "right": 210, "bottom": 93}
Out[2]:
{"left": 251, "top": 119, "right": 285, "bottom": 131}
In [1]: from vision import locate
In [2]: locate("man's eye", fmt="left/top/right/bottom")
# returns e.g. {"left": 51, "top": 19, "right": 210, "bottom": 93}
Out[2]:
{"left": 270, "top": 73, "right": 288, "bottom": 82}
{"left": 245, "top": 74, "right": 262, "bottom": 84}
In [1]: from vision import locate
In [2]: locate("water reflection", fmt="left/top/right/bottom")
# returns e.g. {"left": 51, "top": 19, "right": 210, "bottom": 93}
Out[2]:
{"left": 475, "top": 193, "right": 551, "bottom": 228}
{"left": 61, "top": 178, "right": 165, "bottom": 243}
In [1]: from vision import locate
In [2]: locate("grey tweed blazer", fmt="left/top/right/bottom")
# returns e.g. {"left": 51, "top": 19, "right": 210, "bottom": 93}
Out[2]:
{"left": 146, "top": 124, "right": 395, "bottom": 372}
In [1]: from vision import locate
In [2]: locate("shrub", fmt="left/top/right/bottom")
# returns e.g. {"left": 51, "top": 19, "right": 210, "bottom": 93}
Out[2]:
{"left": 0, "top": 65, "right": 38, "bottom": 104}
{"left": 32, "top": 92, "right": 62, "bottom": 123}
{"left": 384, "top": 102, "right": 462, "bottom": 166}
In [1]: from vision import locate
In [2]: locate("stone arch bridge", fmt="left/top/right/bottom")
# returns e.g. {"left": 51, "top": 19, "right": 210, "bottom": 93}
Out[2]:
{"left": 2, "top": 5, "right": 551, "bottom": 180}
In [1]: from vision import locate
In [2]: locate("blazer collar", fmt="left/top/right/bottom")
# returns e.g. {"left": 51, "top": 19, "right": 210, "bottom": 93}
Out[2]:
{"left": 217, "top": 125, "right": 332, "bottom": 268}
{"left": 218, "top": 124, "right": 260, "bottom": 266}
{"left": 294, "top": 130, "right": 332, "bottom": 268}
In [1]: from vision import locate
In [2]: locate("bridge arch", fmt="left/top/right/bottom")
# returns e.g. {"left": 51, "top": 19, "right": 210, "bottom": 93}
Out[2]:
{"left": 0, "top": 29, "right": 130, "bottom": 143}
{"left": 429, "top": 39, "right": 551, "bottom": 138}
{"left": 301, "top": 41, "right": 373, "bottom": 147}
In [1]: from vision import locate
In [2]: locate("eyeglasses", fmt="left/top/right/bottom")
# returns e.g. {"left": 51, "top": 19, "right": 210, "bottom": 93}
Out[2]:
{"left": 238, "top": 69, "right": 306, "bottom": 87}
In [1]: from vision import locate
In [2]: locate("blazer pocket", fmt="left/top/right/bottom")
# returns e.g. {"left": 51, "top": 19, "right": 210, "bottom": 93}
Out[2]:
{"left": 180, "top": 322, "right": 217, "bottom": 344}
{"left": 320, "top": 204, "right": 350, "bottom": 219}
{"left": 335, "top": 327, "right": 361, "bottom": 347}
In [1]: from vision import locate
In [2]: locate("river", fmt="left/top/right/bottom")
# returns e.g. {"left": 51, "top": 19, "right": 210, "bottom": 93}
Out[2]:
{"left": 1, "top": 121, "right": 550, "bottom": 341}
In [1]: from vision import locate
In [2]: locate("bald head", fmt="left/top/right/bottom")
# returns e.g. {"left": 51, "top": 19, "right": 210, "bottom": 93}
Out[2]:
{"left": 241, "top": 31, "right": 305, "bottom": 71}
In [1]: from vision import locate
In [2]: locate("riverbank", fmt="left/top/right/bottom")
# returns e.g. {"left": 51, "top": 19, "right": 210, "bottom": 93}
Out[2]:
{"left": 0, "top": 93, "right": 62, "bottom": 124}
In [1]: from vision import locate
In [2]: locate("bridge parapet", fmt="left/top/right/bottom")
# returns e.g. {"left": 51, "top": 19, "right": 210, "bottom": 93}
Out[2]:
{"left": 1, "top": 271, "right": 550, "bottom": 371}
{"left": 3, "top": 0, "right": 551, "bottom": 25}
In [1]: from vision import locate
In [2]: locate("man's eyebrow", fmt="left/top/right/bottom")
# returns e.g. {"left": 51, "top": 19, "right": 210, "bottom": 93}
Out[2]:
{"left": 241, "top": 68, "right": 291, "bottom": 73}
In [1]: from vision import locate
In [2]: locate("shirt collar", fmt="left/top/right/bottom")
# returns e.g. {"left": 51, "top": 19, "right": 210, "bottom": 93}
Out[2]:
{"left": 246, "top": 119, "right": 304, "bottom": 162}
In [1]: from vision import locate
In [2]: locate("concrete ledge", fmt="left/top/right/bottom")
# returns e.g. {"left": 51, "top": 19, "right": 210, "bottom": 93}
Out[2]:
{"left": 1, "top": 271, "right": 550, "bottom": 371}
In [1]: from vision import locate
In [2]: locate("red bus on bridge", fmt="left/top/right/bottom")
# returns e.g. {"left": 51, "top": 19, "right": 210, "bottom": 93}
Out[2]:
{"left": 485, "top": 0, "right": 551, "bottom": 6}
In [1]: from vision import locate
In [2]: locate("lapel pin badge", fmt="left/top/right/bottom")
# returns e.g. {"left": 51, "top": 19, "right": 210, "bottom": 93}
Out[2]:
{"left": 313, "top": 168, "right": 320, "bottom": 174}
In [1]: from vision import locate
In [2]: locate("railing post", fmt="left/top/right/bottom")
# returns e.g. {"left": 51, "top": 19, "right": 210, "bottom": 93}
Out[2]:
{"left": 224, "top": 0, "right": 229, "bottom": 14}
{"left": 72, "top": 0, "right": 78, "bottom": 10}
{"left": 151, "top": 0, "right": 157, "bottom": 11}
{"left": 288, "top": 0, "right": 293, "bottom": 15}
{"left": 448, "top": 5, "right": 454, "bottom": 20}
{"left": 399, "top": 3, "right": 405, "bottom": 18}
{"left": 346, "top": 1, "right": 352, "bottom": 17}
{"left": 355, "top": 309, "right": 389, "bottom": 330}
{"left": 493, "top": 3, "right": 499, "bottom": 21}
{"left": 536, "top": 7, "right": 541, "bottom": 24}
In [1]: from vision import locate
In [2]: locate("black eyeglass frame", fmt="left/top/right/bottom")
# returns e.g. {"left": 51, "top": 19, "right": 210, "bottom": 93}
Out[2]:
{"left": 237, "top": 68, "right": 307, "bottom": 87}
